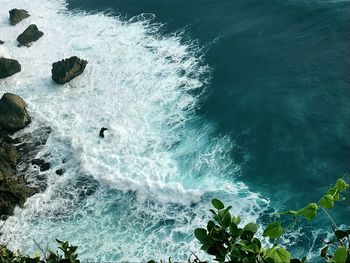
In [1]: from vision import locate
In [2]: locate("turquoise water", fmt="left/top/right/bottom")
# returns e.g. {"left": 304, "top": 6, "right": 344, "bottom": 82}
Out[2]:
{"left": 0, "top": 0, "right": 349, "bottom": 261}
{"left": 67, "top": 0, "right": 350, "bottom": 214}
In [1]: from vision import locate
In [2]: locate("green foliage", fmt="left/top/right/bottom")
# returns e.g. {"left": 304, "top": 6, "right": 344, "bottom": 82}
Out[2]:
{"left": 263, "top": 222, "right": 283, "bottom": 240}
{"left": 195, "top": 177, "right": 350, "bottom": 263}
{"left": 266, "top": 247, "right": 291, "bottom": 263}
{"left": 0, "top": 240, "right": 80, "bottom": 263}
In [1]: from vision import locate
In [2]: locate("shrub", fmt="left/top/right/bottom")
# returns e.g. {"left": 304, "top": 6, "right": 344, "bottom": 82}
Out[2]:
{"left": 0, "top": 239, "right": 80, "bottom": 263}
{"left": 194, "top": 178, "right": 350, "bottom": 263}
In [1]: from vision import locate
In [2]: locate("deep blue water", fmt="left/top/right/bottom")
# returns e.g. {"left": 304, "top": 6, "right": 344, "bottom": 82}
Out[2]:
{"left": 67, "top": 0, "right": 350, "bottom": 215}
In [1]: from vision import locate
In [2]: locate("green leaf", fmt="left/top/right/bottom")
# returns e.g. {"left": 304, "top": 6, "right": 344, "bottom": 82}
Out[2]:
{"left": 212, "top": 199, "right": 224, "bottom": 210}
{"left": 218, "top": 209, "right": 231, "bottom": 228}
{"left": 244, "top": 222, "right": 258, "bottom": 233}
{"left": 240, "top": 230, "right": 254, "bottom": 241}
{"left": 335, "top": 179, "right": 349, "bottom": 192}
{"left": 230, "top": 247, "right": 241, "bottom": 259}
{"left": 319, "top": 194, "right": 334, "bottom": 209}
{"left": 278, "top": 210, "right": 298, "bottom": 216}
{"left": 263, "top": 222, "right": 283, "bottom": 239}
{"left": 333, "top": 246, "right": 348, "bottom": 263}
{"left": 242, "top": 244, "right": 260, "bottom": 254}
{"left": 298, "top": 203, "right": 318, "bottom": 220}
{"left": 219, "top": 246, "right": 228, "bottom": 257}
{"left": 266, "top": 247, "right": 291, "bottom": 263}
{"left": 207, "top": 220, "right": 215, "bottom": 232}
{"left": 230, "top": 222, "right": 243, "bottom": 238}
{"left": 251, "top": 238, "right": 262, "bottom": 249}
{"left": 194, "top": 228, "right": 208, "bottom": 243}
{"left": 232, "top": 215, "right": 241, "bottom": 225}
{"left": 327, "top": 187, "right": 341, "bottom": 201}
{"left": 201, "top": 243, "right": 211, "bottom": 251}
{"left": 209, "top": 209, "right": 217, "bottom": 216}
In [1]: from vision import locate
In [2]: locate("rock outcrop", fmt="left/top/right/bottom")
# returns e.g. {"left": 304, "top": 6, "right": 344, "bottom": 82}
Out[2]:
{"left": 9, "top": 9, "right": 30, "bottom": 26}
{"left": 17, "top": 24, "right": 44, "bottom": 47}
{"left": 0, "top": 58, "right": 21, "bottom": 79}
{"left": 0, "top": 93, "right": 36, "bottom": 218}
{"left": 0, "top": 93, "right": 31, "bottom": 133}
{"left": 0, "top": 136, "right": 36, "bottom": 219}
{"left": 0, "top": 40, "right": 4, "bottom": 45}
{"left": 51, "top": 56, "right": 88, "bottom": 84}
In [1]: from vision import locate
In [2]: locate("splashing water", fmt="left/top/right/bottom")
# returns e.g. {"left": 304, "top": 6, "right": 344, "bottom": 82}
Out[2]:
{"left": 0, "top": 0, "right": 269, "bottom": 260}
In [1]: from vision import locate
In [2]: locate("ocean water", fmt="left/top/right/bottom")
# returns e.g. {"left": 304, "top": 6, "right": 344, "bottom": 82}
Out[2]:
{"left": 0, "top": 0, "right": 349, "bottom": 261}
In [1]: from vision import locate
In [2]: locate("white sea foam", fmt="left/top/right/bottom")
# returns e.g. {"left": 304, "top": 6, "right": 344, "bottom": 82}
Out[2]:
{"left": 0, "top": 0, "right": 268, "bottom": 260}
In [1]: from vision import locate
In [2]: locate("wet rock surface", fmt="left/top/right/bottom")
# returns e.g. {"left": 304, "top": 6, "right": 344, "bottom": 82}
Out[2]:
{"left": 0, "top": 92, "right": 52, "bottom": 219}
{"left": 0, "top": 134, "right": 36, "bottom": 219}
{"left": 0, "top": 58, "right": 21, "bottom": 79}
{"left": 55, "top": 169, "right": 64, "bottom": 176}
{"left": 17, "top": 24, "right": 44, "bottom": 47}
{"left": 51, "top": 56, "right": 88, "bottom": 84}
{"left": 9, "top": 9, "right": 30, "bottom": 26}
{"left": 0, "top": 93, "right": 30, "bottom": 133}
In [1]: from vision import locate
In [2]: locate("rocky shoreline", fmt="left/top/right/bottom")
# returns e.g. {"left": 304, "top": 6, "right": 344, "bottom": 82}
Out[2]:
{"left": 0, "top": 93, "right": 36, "bottom": 219}
{"left": 0, "top": 7, "right": 88, "bottom": 219}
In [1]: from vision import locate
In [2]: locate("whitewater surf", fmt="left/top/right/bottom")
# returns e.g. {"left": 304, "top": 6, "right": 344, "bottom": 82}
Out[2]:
{"left": 0, "top": 0, "right": 268, "bottom": 261}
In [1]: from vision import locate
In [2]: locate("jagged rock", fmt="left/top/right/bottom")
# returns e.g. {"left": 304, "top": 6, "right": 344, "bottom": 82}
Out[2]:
{"left": 40, "top": 162, "right": 50, "bottom": 172}
{"left": 17, "top": 24, "right": 44, "bottom": 47}
{"left": 51, "top": 56, "right": 88, "bottom": 84}
{"left": 31, "top": 158, "right": 45, "bottom": 166}
{"left": 0, "top": 40, "right": 4, "bottom": 45}
{"left": 31, "top": 158, "right": 50, "bottom": 171}
{"left": 55, "top": 169, "right": 64, "bottom": 176}
{"left": 0, "top": 93, "right": 31, "bottom": 133}
{"left": 0, "top": 137, "right": 36, "bottom": 219}
{"left": 0, "top": 58, "right": 21, "bottom": 79}
{"left": 9, "top": 9, "right": 30, "bottom": 26}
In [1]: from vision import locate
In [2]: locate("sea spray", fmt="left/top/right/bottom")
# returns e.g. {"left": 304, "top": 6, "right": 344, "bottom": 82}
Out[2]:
{"left": 0, "top": 0, "right": 268, "bottom": 260}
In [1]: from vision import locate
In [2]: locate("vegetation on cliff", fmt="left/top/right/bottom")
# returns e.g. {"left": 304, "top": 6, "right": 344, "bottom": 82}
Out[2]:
{"left": 193, "top": 178, "right": 349, "bottom": 263}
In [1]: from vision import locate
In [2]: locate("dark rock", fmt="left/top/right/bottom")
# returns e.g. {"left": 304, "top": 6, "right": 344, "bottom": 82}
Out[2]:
{"left": 31, "top": 158, "right": 44, "bottom": 166}
{"left": 40, "top": 162, "right": 50, "bottom": 172}
{"left": 51, "top": 56, "right": 88, "bottom": 84}
{"left": 55, "top": 169, "right": 64, "bottom": 176}
{"left": 17, "top": 24, "right": 44, "bottom": 47}
{"left": 9, "top": 9, "right": 30, "bottom": 26}
{"left": 99, "top": 127, "right": 108, "bottom": 138}
{"left": 16, "top": 126, "right": 52, "bottom": 192}
{"left": 0, "top": 93, "right": 31, "bottom": 133}
{"left": 0, "top": 40, "right": 4, "bottom": 45}
{"left": 0, "top": 138, "right": 18, "bottom": 167}
{"left": 0, "top": 136, "right": 36, "bottom": 219}
{"left": 0, "top": 58, "right": 21, "bottom": 79}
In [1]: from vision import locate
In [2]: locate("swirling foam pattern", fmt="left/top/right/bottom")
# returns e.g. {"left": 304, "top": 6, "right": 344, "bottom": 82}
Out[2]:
{"left": 0, "top": 0, "right": 268, "bottom": 261}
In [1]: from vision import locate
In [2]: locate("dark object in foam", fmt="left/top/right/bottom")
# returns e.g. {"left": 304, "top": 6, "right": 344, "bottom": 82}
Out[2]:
{"left": 51, "top": 56, "right": 88, "bottom": 84}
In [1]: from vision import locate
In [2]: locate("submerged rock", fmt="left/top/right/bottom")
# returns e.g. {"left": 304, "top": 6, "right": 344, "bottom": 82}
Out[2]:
{"left": 31, "top": 158, "right": 45, "bottom": 166}
{"left": 51, "top": 56, "right": 88, "bottom": 84}
{"left": 0, "top": 93, "right": 31, "bottom": 133}
{"left": 39, "top": 162, "right": 50, "bottom": 172}
{"left": 9, "top": 9, "right": 30, "bottom": 26}
{"left": 0, "top": 58, "right": 21, "bottom": 79}
{"left": 55, "top": 169, "right": 64, "bottom": 176}
{"left": 17, "top": 24, "right": 44, "bottom": 47}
